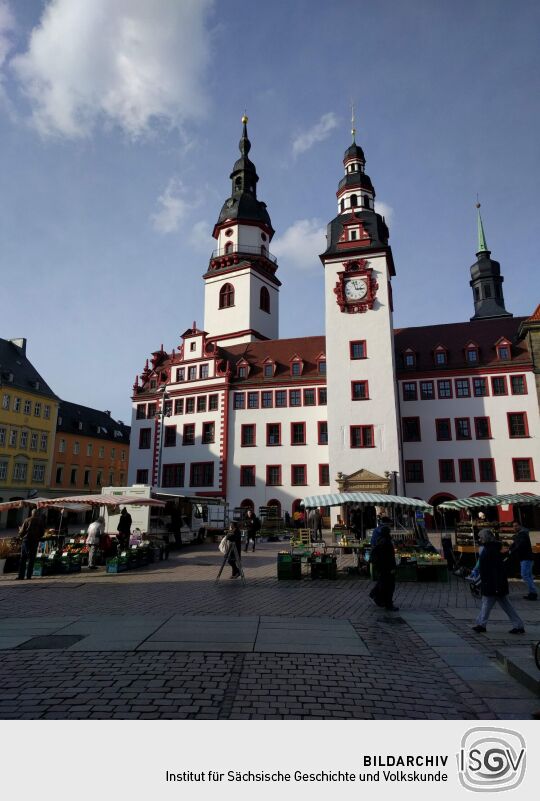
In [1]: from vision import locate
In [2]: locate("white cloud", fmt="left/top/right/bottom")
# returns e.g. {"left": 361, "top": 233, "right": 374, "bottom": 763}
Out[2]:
{"left": 375, "top": 200, "right": 394, "bottom": 224}
{"left": 0, "top": 1, "right": 14, "bottom": 66}
{"left": 151, "top": 178, "right": 192, "bottom": 234}
{"left": 292, "top": 112, "right": 338, "bottom": 157}
{"left": 11, "top": 0, "right": 214, "bottom": 138}
{"left": 272, "top": 219, "right": 326, "bottom": 271}
{"left": 189, "top": 220, "right": 213, "bottom": 252}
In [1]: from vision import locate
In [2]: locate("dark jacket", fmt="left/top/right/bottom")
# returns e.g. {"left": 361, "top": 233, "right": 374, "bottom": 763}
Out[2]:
{"left": 20, "top": 514, "right": 45, "bottom": 546}
{"left": 479, "top": 541, "right": 509, "bottom": 597}
{"left": 245, "top": 514, "right": 259, "bottom": 538}
{"left": 226, "top": 527, "right": 242, "bottom": 553}
{"left": 117, "top": 511, "right": 132, "bottom": 535}
{"left": 371, "top": 533, "right": 396, "bottom": 574}
{"left": 508, "top": 528, "right": 533, "bottom": 562}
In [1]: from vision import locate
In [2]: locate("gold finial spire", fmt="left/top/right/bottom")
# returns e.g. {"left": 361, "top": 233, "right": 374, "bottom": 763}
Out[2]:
{"left": 242, "top": 109, "right": 248, "bottom": 124}
{"left": 351, "top": 102, "right": 356, "bottom": 143}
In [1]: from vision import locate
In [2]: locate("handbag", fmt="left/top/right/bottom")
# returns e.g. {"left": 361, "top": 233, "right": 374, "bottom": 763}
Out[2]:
{"left": 218, "top": 535, "right": 228, "bottom": 554}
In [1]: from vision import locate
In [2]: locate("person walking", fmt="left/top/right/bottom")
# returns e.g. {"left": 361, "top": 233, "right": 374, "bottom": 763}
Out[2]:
{"left": 370, "top": 516, "right": 392, "bottom": 546}
{"left": 508, "top": 520, "right": 537, "bottom": 601}
{"left": 226, "top": 522, "right": 242, "bottom": 578}
{"left": 116, "top": 507, "right": 132, "bottom": 551}
{"left": 86, "top": 516, "right": 104, "bottom": 569}
{"left": 244, "top": 509, "right": 259, "bottom": 552}
{"left": 472, "top": 529, "right": 525, "bottom": 634}
{"left": 17, "top": 509, "right": 45, "bottom": 580}
{"left": 369, "top": 525, "right": 398, "bottom": 611}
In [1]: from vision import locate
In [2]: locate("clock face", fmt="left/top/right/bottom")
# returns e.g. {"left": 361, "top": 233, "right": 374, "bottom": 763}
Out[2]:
{"left": 344, "top": 277, "right": 368, "bottom": 301}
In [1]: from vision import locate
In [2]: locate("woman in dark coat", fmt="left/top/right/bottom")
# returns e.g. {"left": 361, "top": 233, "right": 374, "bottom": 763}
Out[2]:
{"left": 369, "top": 526, "right": 398, "bottom": 611}
{"left": 472, "top": 529, "right": 525, "bottom": 633}
{"left": 226, "top": 523, "right": 242, "bottom": 578}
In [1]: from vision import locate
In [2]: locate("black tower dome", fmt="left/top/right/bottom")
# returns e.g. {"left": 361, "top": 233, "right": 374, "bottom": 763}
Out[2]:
{"left": 469, "top": 205, "right": 511, "bottom": 320}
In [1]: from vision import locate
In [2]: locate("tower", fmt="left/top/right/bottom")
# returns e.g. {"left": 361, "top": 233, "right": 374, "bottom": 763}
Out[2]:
{"left": 203, "top": 116, "right": 280, "bottom": 346}
{"left": 469, "top": 204, "right": 512, "bottom": 320}
{"left": 320, "top": 121, "right": 402, "bottom": 491}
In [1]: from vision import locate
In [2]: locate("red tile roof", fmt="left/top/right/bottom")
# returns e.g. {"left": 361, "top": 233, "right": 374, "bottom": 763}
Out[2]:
{"left": 526, "top": 304, "right": 540, "bottom": 322}
{"left": 221, "top": 336, "right": 326, "bottom": 384}
{"left": 394, "top": 316, "right": 530, "bottom": 373}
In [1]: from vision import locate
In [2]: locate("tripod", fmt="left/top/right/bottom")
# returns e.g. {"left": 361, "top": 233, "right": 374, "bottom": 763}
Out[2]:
{"left": 216, "top": 542, "right": 245, "bottom": 585}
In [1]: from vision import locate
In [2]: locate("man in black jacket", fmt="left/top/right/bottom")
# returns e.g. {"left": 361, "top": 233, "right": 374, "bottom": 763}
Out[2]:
{"left": 244, "top": 509, "right": 259, "bottom": 553}
{"left": 472, "top": 529, "right": 525, "bottom": 633}
{"left": 226, "top": 523, "right": 242, "bottom": 578}
{"left": 17, "top": 509, "right": 45, "bottom": 580}
{"left": 509, "top": 521, "right": 537, "bottom": 600}
{"left": 369, "top": 526, "right": 398, "bottom": 611}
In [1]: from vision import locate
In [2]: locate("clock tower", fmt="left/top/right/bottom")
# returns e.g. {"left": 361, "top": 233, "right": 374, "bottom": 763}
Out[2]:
{"left": 320, "top": 124, "right": 402, "bottom": 492}
{"left": 203, "top": 116, "right": 280, "bottom": 347}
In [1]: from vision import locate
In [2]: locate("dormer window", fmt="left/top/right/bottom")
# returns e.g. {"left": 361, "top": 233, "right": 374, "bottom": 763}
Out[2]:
{"left": 290, "top": 357, "right": 303, "bottom": 377}
{"left": 434, "top": 346, "right": 448, "bottom": 366}
{"left": 150, "top": 379, "right": 157, "bottom": 389}
{"left": 465, "top": 344, "right": 479, "bottom": 364}
{"left": 350, "top": 230, "right": 357, "bottom": 240}
{"left": 237, "top": 359, "right": 250, "bottom": 379}
{"left": 176, "top": 368, "right": 185, "bottom": 382}
{"left": 403, "top": 349, "right": 416, "bottom": 368}
{"left": 318, "top": 359, "right": 326, "bottom": 375}
{"left": 496, "top": 340, "right": 511, "bottom": 360}
{"left": 263, "top": 359, "right": 275, "bottom": 378}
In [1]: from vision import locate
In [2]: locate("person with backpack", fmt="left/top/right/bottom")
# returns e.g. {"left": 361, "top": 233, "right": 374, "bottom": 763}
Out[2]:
{"left": 244, "top": 508, "right": 260, "bottom": 552}
{"left": 508, "top": 520, "right": 538, "bottom": 601}
{"left": 472, "top": 529, "right": 525, "bottom": 634}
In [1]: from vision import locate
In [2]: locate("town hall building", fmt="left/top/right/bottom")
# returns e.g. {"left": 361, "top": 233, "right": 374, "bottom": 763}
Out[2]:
{"left": 128, "top": 116, "right": 539, "bottom": 523}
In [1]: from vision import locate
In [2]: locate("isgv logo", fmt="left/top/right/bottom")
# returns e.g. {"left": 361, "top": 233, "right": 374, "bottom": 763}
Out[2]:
{"left": 457, "top": 727, "right": 526, "bottom": 792}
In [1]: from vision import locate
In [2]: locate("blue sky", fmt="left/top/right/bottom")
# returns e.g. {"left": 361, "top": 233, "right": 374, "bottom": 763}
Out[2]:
{"left": 0, "top": 0, "right": 538, "bottom": 421}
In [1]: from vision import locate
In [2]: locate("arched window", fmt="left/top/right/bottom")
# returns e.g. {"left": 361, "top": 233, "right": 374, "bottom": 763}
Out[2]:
{"left": 340, "top": 199, "right": 345, "bottom": 212}
{"left": 260, "top": 286, "right": 270, "bottom": 313}
{"left": 267, "top": 499, "right": 281, "bottom": 517}
{"left": 240, "top": 498, "right": 254, "bottom": 512}
{"left": 224, "top": 241, "right": 233, "bottom": 255}
{"left": 350, "top": 194, "right": 358, "bottom": 208}
{"left": 219, "top": 283, "right": 234, "bottom": 309}
{"left": 363, "top": 195, "right": 370, "bottom": 208}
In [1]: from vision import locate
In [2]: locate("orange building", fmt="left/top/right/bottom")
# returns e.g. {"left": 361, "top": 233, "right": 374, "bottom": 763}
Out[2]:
{"left": 52, "top": 401, "right": 130, "bottom": 494}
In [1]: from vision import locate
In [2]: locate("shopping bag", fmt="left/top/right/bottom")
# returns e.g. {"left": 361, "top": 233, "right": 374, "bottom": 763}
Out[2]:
{"left": 218, "top": 536, "right": 228, "bottom": 554}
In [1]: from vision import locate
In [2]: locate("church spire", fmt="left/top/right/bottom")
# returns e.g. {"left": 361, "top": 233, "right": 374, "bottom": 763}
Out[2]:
{"left": 469, "top": 202, "right": 511, "bottom": 320}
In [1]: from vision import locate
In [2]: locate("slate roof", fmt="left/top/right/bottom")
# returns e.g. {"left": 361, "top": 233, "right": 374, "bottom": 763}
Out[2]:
{"left": 57, "top": 400, "right": 130, "bottom": 443}
{"left": 394, "top": 316, "right": 530, "bottom": 373}
{"left": 0, "top": 338, "right": 58, "bottom": 400}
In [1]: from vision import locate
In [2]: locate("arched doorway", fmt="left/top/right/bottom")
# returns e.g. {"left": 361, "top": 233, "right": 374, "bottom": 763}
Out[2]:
{"left": 267, "top": 498, "right": 281, "bottom": 516}
{"left": 240, "top": 498, "right": 254, "bottom": 511}
{"left": 428, "top": 492, "right": 458, "bottom": 532}
{"left": 470, "top": 492, "right": 498, "bottom": 524}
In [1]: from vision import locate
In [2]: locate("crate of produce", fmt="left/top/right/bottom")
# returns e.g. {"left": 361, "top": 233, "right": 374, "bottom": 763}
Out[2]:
{"left": 310, "top": 555, "right": 337, "bottom": 580}
{"left": 106, "top": 557, "right": 128, "bottom": 574}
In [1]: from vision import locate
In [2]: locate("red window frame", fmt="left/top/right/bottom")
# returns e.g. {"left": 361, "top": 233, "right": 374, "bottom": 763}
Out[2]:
{"left": 291, "top": 464, "right": 307, "bottom": 486}
{"left": 138, "top": 428, "right": 151, "bottom": 449}
{"left": 455, "top": 417, "right": 472, "bottom": 440}
{"left": 261, "top": 390, "right": 273, "bottom": 408}
{"left": 136, "top": 404, "right": 146, "bottom": 420}
{"left": 512, "top": 458, "right": 535, "bottom": 482}
{"left": 174, "top": 398, "right": 184, "bottom": 415}
{"left": 454, "top": 378, "right": 471, "bottom": 398}
{"left": 266, "top": 423, "right": 281, "bottom": 446}
{"left": 189, "top": 461, "right": 214, "bottom": 487}
{"left": 437, "top": 379, "right": 453, "bottom": 399}
{"left": 496, "top": 341, "right": 511, "bottom": 360}
{"left": 317, "top": 421, "right": 328, "bottom": 445}
{"left": 233, "top": 392, "right": 245, "bottom": 410}
{"left": 185, "top": 397, "right": 195, "bottom": 414}
{"left": 240, "top": 465, "right": 256, "bottom": 487}
{"left": 458, "top": 459, "right": 476, "bottom": 482}
{"left": 319, "top": 464, "right": 330, "bottom": 486}
{"left": 247, "top": 391, "right": 259, "bottom": 409}
{"left": 197, "top": 396, "right": 207, "bottom": 413}
{"left": 202, "top": 421, "right": 215, "bottom": 444}
{"left": 163, "top": 425, "right": 177, "bottom": 447}
{"left": 507, "top": 411, "right": 529, "bottom": 438}
{"left": 435, "top": 418, "right": 452, "bottom": 441}
{"left": 182, "top": 423, "right": 195, "bottom": 446}
{"left": 303, "top": 388, "right": 316, "bottom": 406}
{"left": 491, "top": 376, "right": 508, "bottom": 396}
{"left": 219, "top": 283, "right": 234, "bottom": 309}
{"left": 474, "top": 416, "right": 492, "bottom": 440}
{"left": 402, "top": 382, "right": 417, "bottom": 401}
{"left": 434, "top": 348, "right": 448, "bottom": 366}
{"left": 290, "top": 422, "right": 306, "bottom": 445}
{"left": 478, "top": 459, "right": 496, "bottom": 482}
{"left": 403, "top": 350, "right": 416, "bottom": 368}
{"left": 350, "top": 425, "right": 375, "bottom": 448}
{"left": 208, "top": 394, "right": 219, "bottom": 411}
{"left": 404, "top": 460, "right": 424, "bottom": 483}
{"left": 318, "top": 387, "right": 327, "bottom": 405}
{"left": 419, "top": 380, "right": 434, "bottom": 400}
{"left": 402, "top": 417, "right": 421, "bottom": 442}
{"left": 266, "top": 465, "right": 282, "bottom": 486}
{"left": 241, "top": 423, "right": 256, "bottom": 447}
{"left": 349, "top": 340, "right": 367, "bottom": 359}
{"left": 473, "top": 377, "right": 489, "bottom": 397}
{"left": 510, "top": 374, "right": 527, "bottom": 395}
{"left": 351, "top": 380, "right": 369, "bottom": 401}
{"left": 275, "top": 390, "right": 287, "bottom": 407}
{"left": 439, "top": 459, "right": 455, "bottom": 483}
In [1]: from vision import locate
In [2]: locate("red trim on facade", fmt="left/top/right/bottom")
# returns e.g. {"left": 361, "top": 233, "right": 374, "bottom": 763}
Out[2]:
{"left": 290, "top": 421, "right": 306, "bottom": 445}
{"left": 266, "top": 422, "right": 281, "bottom": 447}
{"left": 240, "top": 423, "right": 256, "bottom": 447}
{"left": 396, "top": 364, "right": 532, "bottom": 381}
{"left": 291, "top": 464, "right": 308, "bottom": 486}
{"left": 478, "top": 458, "right": 497, "bottom": 482}
{"left": 266, "top": 465, "right": 282, "bottom": 486}
{"left": 455, "top": 417, "right": 472, "bottom": 440}
{"left": 512, "top": 458, "right": 535, "bottom": 482}
{"left": 474, "top": 416, "right": 492, "bottom": 440}
{"left": 458, "top": 459, "right": 476, "bottom": 482}
{"left": 317, "top": 421, "right": 328, "bottom": 445}
{"left": 507, "top": 411, "right": 529, "bottom": 438}
{"left": 349, "top": 340, "right": 367, "bottom": 359}
{"left": 510, "top": 374, "right": 528, "bottom": 395}
{"left": 351, "top": 380, "right": 369, "bottom": 400}
{"left": 438, "top": 459, "right": 455, "bottom": 483}
{"left": 319, "top": 463, "right": 330, "bottom": 486}
{"left": 491, "top": 375, "right": 508, "bottom": 396}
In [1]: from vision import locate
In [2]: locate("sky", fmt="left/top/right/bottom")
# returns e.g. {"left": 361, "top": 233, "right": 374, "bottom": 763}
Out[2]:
{"left": 0, "top": 0, "right": 539, "bottom": 422}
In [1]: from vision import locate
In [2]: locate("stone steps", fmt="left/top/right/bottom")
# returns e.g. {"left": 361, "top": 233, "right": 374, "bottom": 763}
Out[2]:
{"left": 496, "top": 645, "right": 540, "bottom": 696}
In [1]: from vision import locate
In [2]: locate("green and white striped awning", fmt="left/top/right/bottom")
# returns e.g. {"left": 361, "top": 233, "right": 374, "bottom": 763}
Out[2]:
{"left": 438, "top": 493, "right": 540, "bottom": 511}
{"left": 302, "top": 492, "right": 432, "bottom": 511}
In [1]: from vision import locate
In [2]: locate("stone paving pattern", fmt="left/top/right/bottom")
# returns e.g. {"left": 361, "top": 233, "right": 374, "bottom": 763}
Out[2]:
{"left": 0, "top": 542, "right": 539, "bottom": 719}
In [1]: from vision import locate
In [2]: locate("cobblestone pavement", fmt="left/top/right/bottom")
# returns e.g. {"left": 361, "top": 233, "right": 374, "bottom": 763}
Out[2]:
{"left": 0, "top": 542, "right": 538, "bottom": 720}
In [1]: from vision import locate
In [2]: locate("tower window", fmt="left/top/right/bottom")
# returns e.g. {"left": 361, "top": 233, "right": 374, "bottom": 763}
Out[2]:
{"left": 261, "top": 245, "right": 267, "bottom": 256}
{"left": 484, "top": 285, "right": 492, "bottom": 298}
{"left": 340, "top": 199, "right": 345, "bottom": 212}
{"left": 350, "top": 194, "right": 358, "bottom": 208}
{"left": 219, "top": 283, "right": 235, "bottom": 309}
{"left": 260, "top": 286, "right": 270, "bottom": 313}
{"left": 224, "top": 241, "right": 233, "bottom": 255}
{"left": 474, "top": 287, "right": 480, "bottom": 301}
{"left": 363, "top": 195, "right": 369, "bottom": 208}
{"left": 235, "top": 177, "right": 242, "bottom": 191}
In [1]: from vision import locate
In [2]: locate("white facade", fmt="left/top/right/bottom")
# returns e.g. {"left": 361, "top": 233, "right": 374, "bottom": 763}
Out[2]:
{"left": 128, "top": 122, "right": 539, "bottom": 520}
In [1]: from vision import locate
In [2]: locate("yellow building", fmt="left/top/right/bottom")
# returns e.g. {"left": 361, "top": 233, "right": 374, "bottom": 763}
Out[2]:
{"left": 0, "top": 337, "right": 59, "bottom": 529}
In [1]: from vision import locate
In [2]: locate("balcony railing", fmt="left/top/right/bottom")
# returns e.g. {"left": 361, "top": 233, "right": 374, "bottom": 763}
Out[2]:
{"left": 210, "top": 244, "right": 277, "bottom": 264}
